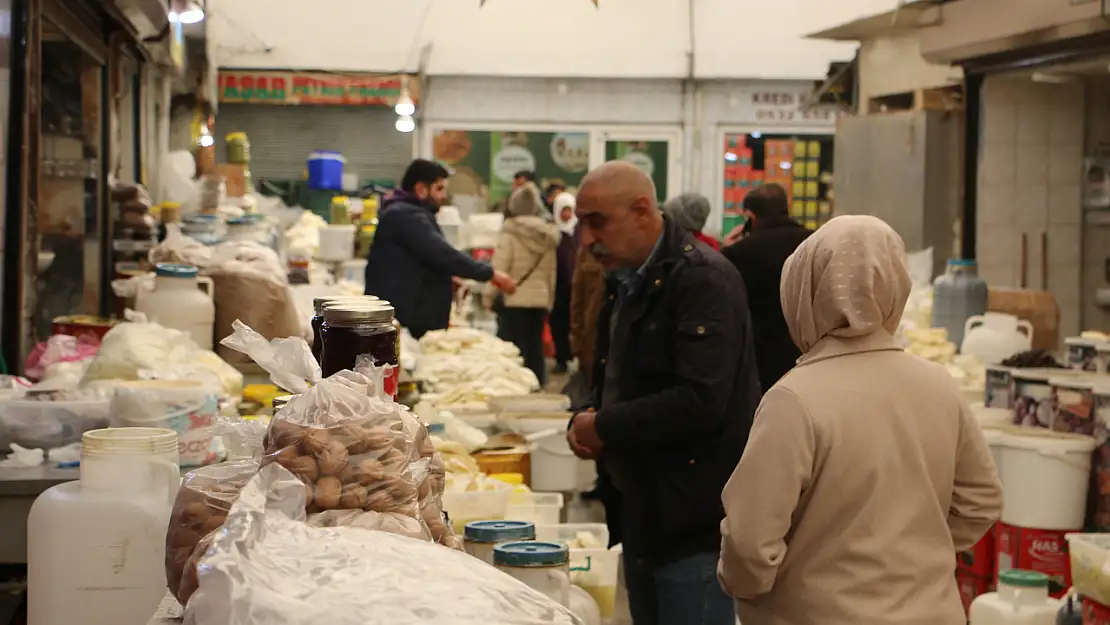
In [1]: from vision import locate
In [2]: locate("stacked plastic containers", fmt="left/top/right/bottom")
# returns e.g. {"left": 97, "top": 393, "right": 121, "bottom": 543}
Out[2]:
{"left": 494, "top": 542, "right": 571, "bottom": 608}
{"left": 969, "top": 570, "right": 1060, "bottom": 625}
{"left": 932, "top": 259, "right": 988, "bottom": 348}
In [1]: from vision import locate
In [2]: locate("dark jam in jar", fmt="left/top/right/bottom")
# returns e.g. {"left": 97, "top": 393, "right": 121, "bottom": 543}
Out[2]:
{"left": 312, "top": 295, "right": 378, "bottom": 364}
{"left": 321, "top": 304, "right": 399, "bottom": 397}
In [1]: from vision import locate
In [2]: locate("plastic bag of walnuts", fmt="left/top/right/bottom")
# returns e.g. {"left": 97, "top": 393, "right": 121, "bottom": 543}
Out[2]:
{"left": 165, "top": 459, "right": 259, "bottom": 604}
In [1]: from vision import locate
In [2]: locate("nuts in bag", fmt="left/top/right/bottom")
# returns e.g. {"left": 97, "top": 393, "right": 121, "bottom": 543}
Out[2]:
{"left": 166, "top": 459, "right": 260, "bottom": 604}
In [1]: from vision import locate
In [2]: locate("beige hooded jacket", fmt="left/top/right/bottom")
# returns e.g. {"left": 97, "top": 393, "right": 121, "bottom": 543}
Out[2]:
{"left": 492, "top": 183, "right": 561, "bottom": 310}
{"left": 718, "top": 215, "right": 1002, "bottom": 625}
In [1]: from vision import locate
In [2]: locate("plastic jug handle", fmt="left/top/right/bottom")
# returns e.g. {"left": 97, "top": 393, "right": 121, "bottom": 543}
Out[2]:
{"left": 196, "top": 276, "right": 214, "bottom": 298}
{"left": 1016, "top": 319, "right": 1033, "bottom": 338}
{"left": 964, "top": 315, "right": 984, "bottom": 334}
{"left": 150, "top": 458, "right": 181, "bottom": 506}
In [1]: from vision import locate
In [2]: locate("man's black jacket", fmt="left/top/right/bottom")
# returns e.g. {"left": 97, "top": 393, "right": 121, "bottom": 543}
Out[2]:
{"left": 365, "top": 193, "right": 493, "bottom": 336}
{"left": 722, "top": 215, "right": 812, "bottom": 392}
{"left": 591, "top": 216, "right": 761, "bottom": 565}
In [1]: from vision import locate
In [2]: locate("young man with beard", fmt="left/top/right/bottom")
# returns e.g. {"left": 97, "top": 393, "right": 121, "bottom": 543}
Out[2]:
{"left": 366, "top": 159, "right": 516, "bottom": 338}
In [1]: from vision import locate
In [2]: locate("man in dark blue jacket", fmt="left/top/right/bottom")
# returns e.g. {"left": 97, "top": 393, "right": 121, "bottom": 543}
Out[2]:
{"left": 366, "top": 159, "right": 516, "bottom": 338}
{"left": 566, "top": 161, "right": 759, "bottom": 625}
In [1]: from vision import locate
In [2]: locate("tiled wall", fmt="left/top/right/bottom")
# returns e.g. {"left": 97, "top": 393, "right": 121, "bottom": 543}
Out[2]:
{"left": 977, "top": 75, "right": 1085, "bottom": 339}
{"left": 1083, "top": 81, "right": 1110, "bottom": 332}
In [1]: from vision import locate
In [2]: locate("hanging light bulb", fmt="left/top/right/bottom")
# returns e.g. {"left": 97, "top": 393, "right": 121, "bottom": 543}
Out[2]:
{"left": 170, "top": 0, "right": 205, "bottom": 24}
{"left": 395, "top": 115, "right": 415, "bottom": 133}
{"left": 394, "top": 91, "right": 415, "bottom": 117}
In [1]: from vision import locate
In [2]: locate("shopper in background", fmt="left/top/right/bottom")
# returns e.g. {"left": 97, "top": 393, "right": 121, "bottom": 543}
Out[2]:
{"left": 719, "top": 215, "right": 1002, "bottom": 625}
{"left": 566, "top": 161, "right": 759, "bottom": 625}
{"left": 544, "top": 182, "right": 568, "bottom": 210}
{"left": 722, "top": 183, "right": 812, "bottom": 391}
{"left": 489, "top": 182, "right": 561, "bottom": 387}
{"left": 550, "top": 192, "right": 578, "bottom": 375}
{"left": 366, "top": 159, "right": 516, "bottom": 339}
{"left": 661, "top": 193, "right": 720, "bottom": 251}
{"left": 512, "top": 170, "right": 536, "bottom": 190}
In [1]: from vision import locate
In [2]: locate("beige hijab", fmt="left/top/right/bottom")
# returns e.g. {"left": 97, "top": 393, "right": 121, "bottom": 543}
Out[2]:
{"left": 780, "top": 215, "right": 911, "bottom": 353}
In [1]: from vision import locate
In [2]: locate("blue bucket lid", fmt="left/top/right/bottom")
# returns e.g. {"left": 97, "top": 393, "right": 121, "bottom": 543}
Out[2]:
{"left": 948, "top": 258, "right": 978, "bottom": 267}
{"left": 226, "top": 216, "right": 252, "bottom": 225}
{"left": 493, "top": 541, "right": 568, "bottom": 567}
{"left": 183, "top": 213, "right": 219, "bottom": 223}
{"left": 464, "top": 521, "right": 535, "bottom": 544}
{"left": 309, "top": 150, "right": 346, "bottom": 162}
{"left": 428, "top": 423, "right": 446, "bottom": 435}
{"left": 155, "top": 263, "right": 199, "bottom": 278}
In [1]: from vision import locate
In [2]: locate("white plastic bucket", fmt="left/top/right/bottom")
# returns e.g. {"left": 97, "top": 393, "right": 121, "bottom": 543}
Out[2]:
{"left": 317, "top": 224, "right": 356, "bottom": 262}
{"left": 995, "top": 428, "right": 1098, "bottom": 529}
{"left": 110, "top": 380, "right": 219, "bottom": 467}
{"left": 533, "top": 432, "right": 583, "bottom": 492}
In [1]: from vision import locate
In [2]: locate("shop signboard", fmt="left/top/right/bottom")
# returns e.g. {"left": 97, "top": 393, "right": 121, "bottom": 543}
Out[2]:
{"left": 432, "top": 130, "right": 590, "bottom": 213}
{"left": 731, "top": 85, "right": 848, "bottom": 127}
{"left": 218, "top": 71, "right": 418, "bottom": 106}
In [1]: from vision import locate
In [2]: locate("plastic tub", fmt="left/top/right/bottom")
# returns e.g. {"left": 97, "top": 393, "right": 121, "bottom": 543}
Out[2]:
{"left": 535, "top": 523, "right": 610, "bottom": 550}
{"left": 0, "top": 399, "right": 111, "bottom": 450}
{"left": 489, "top": 394, "right": 571, "bottom": 413}
{"left": 307, "top": 151, "right": 345, "bottom": 190}
{"left": 441, "top": 480, "right": 514, "bottom": 533}
{"left": 494, "top": 542, "right": 571, "bottom": 607}
{"left": 995, "top": 428, "right": 1098, "bottom": 530}
{"left": 1051, "top": 376, "right": 1098, "bottom": 435}
{"left": 985, "top": 365, "right": 1014, "bottom": 409}
{"left": 463, "top": 520, "right": 535, "bottom": 565}
{"left": 111, "top": 380, "right": 220, "bottom": 467}
{"left": 509, "top": 413, "right": 584, "bottom": 492}
{"left": 1012, "top": 369, "right": 1060, "bottom": 427}
{"left": 535, "top": 523, "right": 618, "bottom": 618}
{"left": 1066, "top": 337, "right": 1104, "bottom": 371}
{"left": 1066, "top": 533, "right": 1110, "bottom": 606}
{"left": 317, "top": 224, "right": 357, "bottom": 262}
{"left": 506, "top": 492, "right": 565, "bottom": 525}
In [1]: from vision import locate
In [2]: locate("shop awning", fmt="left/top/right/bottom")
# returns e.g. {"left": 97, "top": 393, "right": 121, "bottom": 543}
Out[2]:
{"left": 806, "top": 1, "right": 946, "bottom": 42}
{"left": 918, "top": 0, "right": 1110, "bottom": 66}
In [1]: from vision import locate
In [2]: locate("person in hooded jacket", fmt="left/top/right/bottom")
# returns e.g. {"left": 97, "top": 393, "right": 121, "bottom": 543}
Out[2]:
{"left": 662, "top": 193, "right": 720, "bottom": 251}
{"left": 550, "top": 191, "right": 578, "bottom": 374}
{"left": 366, "top": 159, "right": 516, "bottom": 338}
{"left": 489, "top": 182, "right": 561, "bottom": 387}
{"left": 718, "top": 215, "right": 1002, "bottom": 625}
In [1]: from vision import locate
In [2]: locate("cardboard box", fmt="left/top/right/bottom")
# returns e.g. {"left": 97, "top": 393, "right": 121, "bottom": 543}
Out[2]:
{"left": 217, "top": 163, "right": 248, "bottom": 198}
{"left": 988, "top": 288, "right": 1060, "bottom": 351}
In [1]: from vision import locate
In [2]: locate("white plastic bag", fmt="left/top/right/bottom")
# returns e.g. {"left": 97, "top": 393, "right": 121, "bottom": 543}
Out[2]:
{"left": 185, "top": 464, "right": 579, "bottom": 625}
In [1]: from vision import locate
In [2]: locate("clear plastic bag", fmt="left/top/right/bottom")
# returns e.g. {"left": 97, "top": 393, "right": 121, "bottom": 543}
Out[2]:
{"left": 166, "top": 458, "right": 260, "bottom": 605}
{"left": 185, "top": 464, "right": 579, "bottom": 625}
{"left": 220, "top": 321, "right": 457, "bottom": 549}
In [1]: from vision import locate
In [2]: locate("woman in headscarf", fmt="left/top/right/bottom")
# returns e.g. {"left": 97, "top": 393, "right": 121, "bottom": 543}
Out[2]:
{"left": 717, "top": 216, "right": 1002, "bottom": 625}
{"left": 489, "top": 182, "right": 561, "bottom": 387}
{"left": 550, "top": 192, "right": 578, "bottom": 374}
{"left": 662, "top": 193, "right": 720, "bottom": 250}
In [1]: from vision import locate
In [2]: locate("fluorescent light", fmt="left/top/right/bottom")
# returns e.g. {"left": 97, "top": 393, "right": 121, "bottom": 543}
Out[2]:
{"left": 395, "top": 115, "right": 415, "bottom": 133}
{"left": 170, "top": 1, "right": 204, "bottom": 24}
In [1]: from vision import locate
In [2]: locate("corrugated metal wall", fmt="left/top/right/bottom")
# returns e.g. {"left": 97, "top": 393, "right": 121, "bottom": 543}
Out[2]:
{"left": 215, "top": 104, "right": 413, "bottom": 185}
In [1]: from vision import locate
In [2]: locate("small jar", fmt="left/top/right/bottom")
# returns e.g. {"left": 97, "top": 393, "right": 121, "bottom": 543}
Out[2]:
{"left": 463, "top": 520, "right": 536, "bottom": 566}
{"left": 1066, "top": 337, "right": 1104, "bottom": 372}
{"left": 493, "top": 542, "right": 570, "bottom": 607}
{"left": 1051, "top": 376, "right": 1098, "bottom": 434}
{"left": 985, "top": 365, "right": 1014, "bottom": 409}
{"left": 226, "top": 132, "right": 250, "bottom": 164}
{"left": 310, "top": 295, "right": 378, "bottom": 362}
{"left": 321, "top": 304, "right": 399, "bottom": 396}
{"left": 1011, "top": 368, "right": 1057, "bottom": 427}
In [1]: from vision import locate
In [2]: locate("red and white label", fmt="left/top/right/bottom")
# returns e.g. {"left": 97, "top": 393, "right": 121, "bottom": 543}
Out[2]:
{"left": 996, "top": 522, "right": 1075, "bottom": 599}
{"left": 958, "top": 524, "right": 996, "bottom": 580}
{"left": 1084, "top": 598, "right": 1110, "bottom": 625}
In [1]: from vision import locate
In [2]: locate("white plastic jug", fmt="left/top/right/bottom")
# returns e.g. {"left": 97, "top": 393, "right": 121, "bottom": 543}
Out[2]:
{"left": 961, "top": 312, "right": 1033, "bottom": 364}
{"left": 135, "top": 263, "right": 215, "bottom": 350}
{"left": 969, "top": 570, "right": 1060, "bottom": 624}
{"left": 28, "top": 427, "right": 180, "bottom": 625}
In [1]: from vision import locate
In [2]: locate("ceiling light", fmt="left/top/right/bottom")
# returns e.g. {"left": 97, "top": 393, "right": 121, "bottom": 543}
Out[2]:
{"left": 394, "top": 91, "right": 415, "bottom": 117}
{"left": 169, "top": 0, "right": 204, "bottom": 24}
{"left": 395, "top": 115, "right": 415, "bottom": 133}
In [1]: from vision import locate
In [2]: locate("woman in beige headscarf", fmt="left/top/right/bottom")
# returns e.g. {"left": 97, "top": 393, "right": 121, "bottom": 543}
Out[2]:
{"left": 717, "top": 215, "right": 1002, "bottom": 625}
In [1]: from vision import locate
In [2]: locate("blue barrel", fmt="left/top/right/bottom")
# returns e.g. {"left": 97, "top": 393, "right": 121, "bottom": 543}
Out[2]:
{"left": 307, "top": 151, "right": 346, "bottom": 190}
{"left": 932, "top": 259, "right": 988, "bottom": 348}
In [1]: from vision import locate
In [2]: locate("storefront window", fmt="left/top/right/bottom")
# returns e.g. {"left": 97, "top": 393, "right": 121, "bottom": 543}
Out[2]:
{"left": 722, "top": 132, "right": 834, "bottom": 235}
{"left": 36, "top": 17, "right": 104, "bottom": 338}
{"left": 432, "top": 129, "right": 590, "bottom": 215}
{"left": 603, "top": 140, "right": 669, "bottom": 202}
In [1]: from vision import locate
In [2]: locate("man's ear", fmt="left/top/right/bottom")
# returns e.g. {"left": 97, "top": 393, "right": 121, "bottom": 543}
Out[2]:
{"left": 630, "top": 195, "right": 655, "bottom": 217}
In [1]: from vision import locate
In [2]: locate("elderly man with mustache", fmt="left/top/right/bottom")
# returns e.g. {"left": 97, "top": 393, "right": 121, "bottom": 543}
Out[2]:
{"left": 566, "top": 161, "right": 761, "bottom": 625}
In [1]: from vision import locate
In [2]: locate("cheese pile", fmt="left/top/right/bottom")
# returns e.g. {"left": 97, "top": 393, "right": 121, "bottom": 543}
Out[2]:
{"left": 903, "top": 327, "right": 985, "bottom": 391}
{"left": 415, "top": 328, "right": 540, "bottom": 406}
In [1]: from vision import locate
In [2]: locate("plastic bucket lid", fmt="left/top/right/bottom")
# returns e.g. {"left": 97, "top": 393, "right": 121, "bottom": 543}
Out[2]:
{"left": 494, "top": 541, "right": 569, "bottom": 567}
{"left": 1066, "top": 337, "right": 1102, "bottom": 347}
{"left": 1051, "top": 376, "right": 1099, "bottom": 390}
{"left": 464, "top": 520, "right": 536, "bottom": 544}
{"left": 1012, "top": 368, "right": 1067, "bottom": 383}
{"left": 309, "top": 151, "right": 346, "bottom": 162}
{"left": 996, "top": 428, "right": 1098, "bottom": 454}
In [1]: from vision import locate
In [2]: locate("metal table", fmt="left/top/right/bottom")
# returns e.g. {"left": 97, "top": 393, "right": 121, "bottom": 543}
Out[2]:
{"left": 0, "top": 465, "right": 79, "bottom": 564}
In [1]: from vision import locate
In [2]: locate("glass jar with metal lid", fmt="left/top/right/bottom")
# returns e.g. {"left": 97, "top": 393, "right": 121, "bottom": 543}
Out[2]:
{"left": 321, "top": 303, "right": 399, "bottom": 396}
{"left": 310, "top": 295, "right": 379, "bottom": 362}
{"left": 226, "top": 132, "right": 251, "bottom": 164}
{"left": 493, "top": 541, "right": 571, "bottom": 607}
{"left": 463, "top": 520, "right": 536, "bottom": 565}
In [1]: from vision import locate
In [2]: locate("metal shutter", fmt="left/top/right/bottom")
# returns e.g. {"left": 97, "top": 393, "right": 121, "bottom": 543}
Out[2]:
{"left": 215, "top": 104, "right": 412, "bottom": 185}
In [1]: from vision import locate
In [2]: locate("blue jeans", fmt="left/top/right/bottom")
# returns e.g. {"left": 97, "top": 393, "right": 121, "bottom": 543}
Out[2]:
{"left": 623, "top": 552, "right": 735, "bottom": 625}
